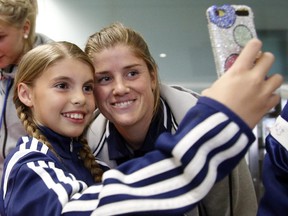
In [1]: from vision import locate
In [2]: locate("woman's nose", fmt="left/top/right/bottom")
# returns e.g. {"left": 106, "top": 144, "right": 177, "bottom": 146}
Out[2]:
{"left": 112, "top": 79, "right": 130, "bottom": 95}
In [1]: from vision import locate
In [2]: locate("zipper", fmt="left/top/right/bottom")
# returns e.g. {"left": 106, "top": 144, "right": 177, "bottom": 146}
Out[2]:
{"left": 70, "top": 138, "right": 73, "bottom": 152}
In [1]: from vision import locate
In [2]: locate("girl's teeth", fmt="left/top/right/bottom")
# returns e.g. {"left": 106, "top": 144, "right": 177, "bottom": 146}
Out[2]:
{"left": 63, "top": 113, "right": 83, "bottom": 119}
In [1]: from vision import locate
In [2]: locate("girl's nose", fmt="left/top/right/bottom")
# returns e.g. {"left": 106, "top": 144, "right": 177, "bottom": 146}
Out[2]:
{"left": 71, "top": 90, "right": 86, "bottom": 105}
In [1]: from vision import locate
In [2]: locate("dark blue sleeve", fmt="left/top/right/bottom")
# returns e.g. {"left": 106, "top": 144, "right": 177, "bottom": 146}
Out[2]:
{"left": 258, "top": 100, "right": 288, "bottom": 216}
{"left": 1, "top": 97, "right": 256, "bottom": 216}
{"left": 258, "top": 135, "right": 288, "bottom": 216}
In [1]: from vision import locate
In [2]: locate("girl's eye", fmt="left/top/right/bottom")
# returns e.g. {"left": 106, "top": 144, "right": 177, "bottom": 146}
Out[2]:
{"left": 0, "top": 35, "right": 5, "bottom": 41}
{"left": 55, "top": 83, "right": 68, "bottom": 89}
{"left": 83, "top": 84, "right": 94, "bottom": 93}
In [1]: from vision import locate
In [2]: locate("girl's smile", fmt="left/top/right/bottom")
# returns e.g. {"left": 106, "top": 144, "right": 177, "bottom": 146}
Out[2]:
{"left": 20, "top": 58, "right": 95, "bottom": 138}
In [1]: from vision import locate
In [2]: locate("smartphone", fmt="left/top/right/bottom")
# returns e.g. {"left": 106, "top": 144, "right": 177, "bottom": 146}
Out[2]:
{"left": 206, "top": 4, "right": 257, "bottom": 77}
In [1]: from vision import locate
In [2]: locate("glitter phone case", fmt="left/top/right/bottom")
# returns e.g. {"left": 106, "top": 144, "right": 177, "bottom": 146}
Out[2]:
{"left": 206, "top": 5, "right": 257, "bottom": 77}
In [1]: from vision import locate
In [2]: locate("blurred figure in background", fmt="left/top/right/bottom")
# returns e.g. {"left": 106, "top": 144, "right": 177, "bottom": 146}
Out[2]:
{"left": 0, "top": 0, "right": 53, "bottom": 179}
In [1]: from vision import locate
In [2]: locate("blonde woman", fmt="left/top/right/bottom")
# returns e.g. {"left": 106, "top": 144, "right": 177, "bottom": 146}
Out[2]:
{"left": 85, "top": 22, "right": 281, "bottom": 216}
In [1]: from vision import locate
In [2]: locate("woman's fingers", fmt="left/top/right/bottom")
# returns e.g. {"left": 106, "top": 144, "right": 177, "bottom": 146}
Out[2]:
{"left": 202, "top": 38, "right": 284, "bottom": 129}
{"left": 232, "top": 38, "right": 263, "bottom": 70}
{"left": 264, "top": 74, "right": 284, "bottom": 95}
{"left": 252, "top": 52, "right": 275, "bottom": 79}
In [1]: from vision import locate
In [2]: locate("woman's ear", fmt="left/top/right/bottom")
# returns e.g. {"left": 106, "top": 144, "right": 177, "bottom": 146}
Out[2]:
{"left": 150, "top": 70, "right": 157, "bottom": 91}
{"left": 18, "top": 83, "right": 33, "bottom": 107}
{"left": 23, "top": 19, "right": 31, "bottom": 38}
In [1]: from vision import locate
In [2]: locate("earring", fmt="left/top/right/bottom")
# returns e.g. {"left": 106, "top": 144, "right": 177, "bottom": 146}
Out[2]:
{"left": 24, "top": 34, "right": 28, "bottom": 39}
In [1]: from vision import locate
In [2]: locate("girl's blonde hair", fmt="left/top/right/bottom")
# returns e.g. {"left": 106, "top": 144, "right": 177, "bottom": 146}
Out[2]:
{"left": 85, "top": 22, "right": 161, "bottom": 116}
{"left": 0, "top": 0, "right": 38, "bottom": 56}
{"left": 13, "top": 41, "right": 103, "bottom": 182}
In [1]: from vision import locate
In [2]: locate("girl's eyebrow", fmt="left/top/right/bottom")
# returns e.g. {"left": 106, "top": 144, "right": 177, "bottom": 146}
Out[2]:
{"left": 48, "top": 76, "right": 72, "bottom": 84}
{"left": 51, "top": 76, "right": 70, "bottom": 81}
{"left": 51, "top": 76, "right": 94, "bottom": 83}
{"left": 85, "top": 79, "right": 95, "bottom": 84}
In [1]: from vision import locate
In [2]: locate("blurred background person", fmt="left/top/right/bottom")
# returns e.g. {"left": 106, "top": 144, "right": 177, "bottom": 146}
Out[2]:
{"left": 0, "top": 0, "right": 53, "bottom": 178}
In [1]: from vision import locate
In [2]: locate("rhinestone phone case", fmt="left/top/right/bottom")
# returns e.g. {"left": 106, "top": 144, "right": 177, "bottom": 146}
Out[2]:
{"left": 206, "top": 5, "right": 257, "bottom": 77}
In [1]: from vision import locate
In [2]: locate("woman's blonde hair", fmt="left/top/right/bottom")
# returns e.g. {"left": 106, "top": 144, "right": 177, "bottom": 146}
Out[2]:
{"left": 0, "top": 0, "right": 38, "bottom": 55}
{"left": 13, "top": 41, "right": 103, "bottom": 182}
{"left": 85, "top": 22, "right": 161, "bottom": 116}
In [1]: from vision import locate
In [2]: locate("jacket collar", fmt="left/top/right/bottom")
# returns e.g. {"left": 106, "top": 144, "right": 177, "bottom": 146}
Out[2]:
{"left": 38, "top": 126, "right": 82, "bottom": 159}
{"left": 106, "top": 99, "right": 173, "bottom": 164}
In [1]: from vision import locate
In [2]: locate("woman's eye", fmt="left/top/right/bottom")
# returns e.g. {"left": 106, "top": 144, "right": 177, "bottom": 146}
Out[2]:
{"left": 127, "top": 70, "right": 139, "bottom": 78}
{"left": 97, "top": 76, "right": 111, "bottom": 84}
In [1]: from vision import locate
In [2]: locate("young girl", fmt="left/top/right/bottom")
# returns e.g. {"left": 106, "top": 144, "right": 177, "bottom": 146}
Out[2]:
{"left": 0, "top": 41, "right": 282, "bottom": 216}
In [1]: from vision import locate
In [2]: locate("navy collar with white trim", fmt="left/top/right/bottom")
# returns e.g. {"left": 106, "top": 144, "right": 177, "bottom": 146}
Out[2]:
{"left": 106, "top": 99, "right": 173, "bottom": 165}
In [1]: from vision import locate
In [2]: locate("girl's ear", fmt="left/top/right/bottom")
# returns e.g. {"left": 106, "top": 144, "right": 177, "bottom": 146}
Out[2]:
{"left": 18, "top": 83, "right": 33, "bottom": 107}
